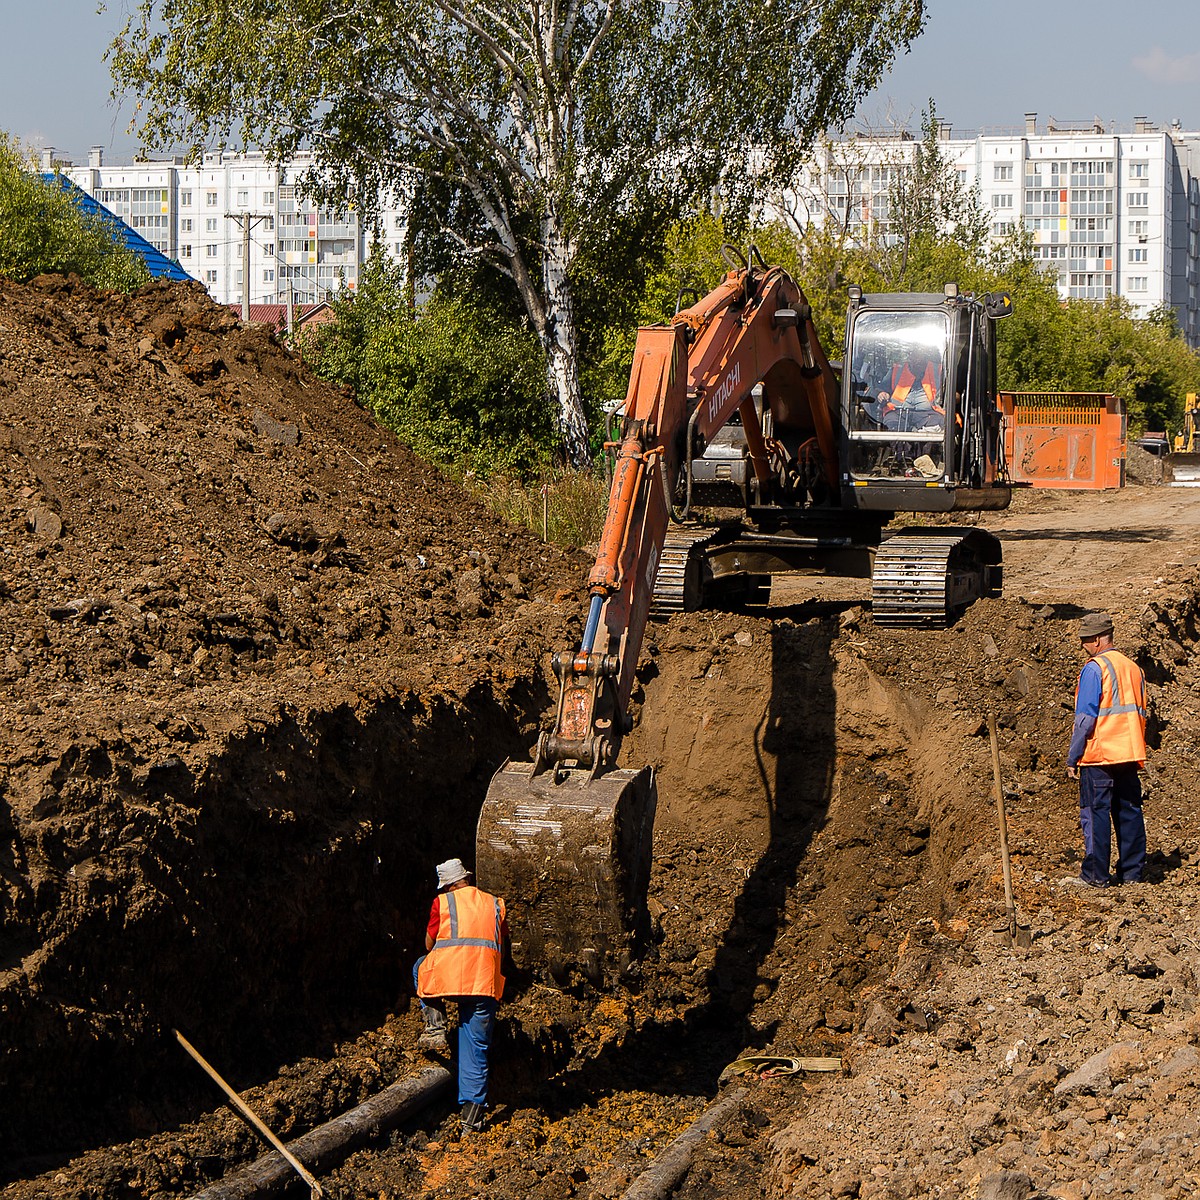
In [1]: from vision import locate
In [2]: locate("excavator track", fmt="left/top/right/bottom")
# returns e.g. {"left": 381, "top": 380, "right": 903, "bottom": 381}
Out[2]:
{"left": 871, "top": 528, "right": 1002, "bottom": 627}
{"left": 650, "top": 525, "right": 717, "bottom": 618}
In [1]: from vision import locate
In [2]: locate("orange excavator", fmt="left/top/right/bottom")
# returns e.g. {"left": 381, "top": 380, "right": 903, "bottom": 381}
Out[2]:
{"left": 478, "top": 251, "right": 1013, "bottom": 984}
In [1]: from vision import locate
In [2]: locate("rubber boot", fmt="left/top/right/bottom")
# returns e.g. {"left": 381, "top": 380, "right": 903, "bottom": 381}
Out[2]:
{"left": 460, "top": 1101, "right": 486, "bottom": 1132}
{"left": 418, "top": 1003, "right": 448, "bottom": 1050}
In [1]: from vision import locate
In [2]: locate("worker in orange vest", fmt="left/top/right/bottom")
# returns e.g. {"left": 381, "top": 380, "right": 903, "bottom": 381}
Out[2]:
{"left": 1066, "top": 612, "right": 1148, "bottom": 887}
{"left": 872, "top": 348, "right": 944, "bottom": 431}
{"left": 413, "top": 858, "right": 508, "bottom": 1132}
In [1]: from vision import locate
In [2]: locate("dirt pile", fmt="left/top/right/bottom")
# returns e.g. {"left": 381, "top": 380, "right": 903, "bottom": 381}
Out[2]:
{"left": 6, "top": 272, "right": 1200, "bottom": 1200}
{"left": 0, "top": 273, "right": 586, "bottom": 1164}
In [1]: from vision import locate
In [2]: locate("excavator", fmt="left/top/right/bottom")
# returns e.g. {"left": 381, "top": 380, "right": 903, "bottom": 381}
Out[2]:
{"left": 478, "top": 250, "right": 1014, "bottom": 985}
{"left": 1171, "top": 394, "right": 1200, "bottom": 483}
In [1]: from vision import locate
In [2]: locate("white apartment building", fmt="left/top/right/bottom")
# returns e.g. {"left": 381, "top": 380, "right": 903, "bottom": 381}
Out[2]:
{"left": 786, "top": 114, "right": 1200, "bottom": 348}
{"left": 45, "top": 116, "right": 1200, "bottom": 348}
{"left": 48, "top": 147, "right": 378, "bottom": 309}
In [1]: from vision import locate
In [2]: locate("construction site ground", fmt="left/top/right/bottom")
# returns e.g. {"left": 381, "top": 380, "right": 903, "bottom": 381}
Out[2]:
{"left": 2, "top": 275, "right": 1200, "bottom": 1200}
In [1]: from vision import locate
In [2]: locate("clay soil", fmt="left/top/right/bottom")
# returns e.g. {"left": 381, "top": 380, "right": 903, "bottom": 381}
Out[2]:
{"left": 4, "top": 276, "right": 1200, "bottom": 1200}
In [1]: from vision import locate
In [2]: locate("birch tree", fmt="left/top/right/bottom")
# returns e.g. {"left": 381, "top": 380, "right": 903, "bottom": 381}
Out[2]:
{"left": 108, "top": 0, "right": 926, "bottom": 466}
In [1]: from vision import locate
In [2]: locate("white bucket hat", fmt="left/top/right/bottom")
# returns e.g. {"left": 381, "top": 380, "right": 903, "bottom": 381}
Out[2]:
{"left": 435, "top": 858, "right": 471, "bottom": 889}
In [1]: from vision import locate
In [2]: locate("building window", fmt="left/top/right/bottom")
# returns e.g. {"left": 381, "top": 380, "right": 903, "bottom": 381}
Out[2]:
{"left": 1128, "top": 247, "right": 1148, "bottom": 263}
{"left": 991, "top": 220, "right": 1015, "bottom": 235}
{"left": 994, "top": 164, "right": 1013, "bottom": 181}
{"left": 264, "top": 243, "right": 274, "bottom": 256}
{"left": 206, "top": 191, "right": 218, "bottom": 206}
{"left": 235, "top": 270, "right": 243, "bottom": 286}
{"left": 180, "top": 190, "right": 192, "bottom": 206}
{"left": 181, "top": 245, "right": 192, "bottom": 258}
{"left": 1128, "top": 276, "right": 1148, "bottom": 291}
{"left": 263, "top": 190, "right": 275, "bottom": 205}
{"left": 1129, "top": 161, "right": 1149, "bottom": 179}
{"left": 205, "top": 270, "right": 218, "bottom": 283}
{"left": 991, "top": 193, "right": 1013, "bottom": 209}
{"left": 264, "top": 269, "right": 275, "bottom": 282}
{"left": 264, "top": 216, "right": 274, "bottom": 231}
{"left": 1129, "top": 219, "right": 1149, "bottom": 238}
{"left": 206, "top": 244, "right": 218, "bottom": 257}
{"left": 1127, "top": 191, "right": 1149, "bottom": 210}
{"left": 236, "top": 190, "right": 249, "bottom": 206}
{"left": 206, "top": 217, "right": 218, "bottom": 232}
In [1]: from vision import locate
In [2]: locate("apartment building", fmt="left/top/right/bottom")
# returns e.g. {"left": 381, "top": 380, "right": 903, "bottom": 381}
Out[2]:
{"left": 45, "top": 117, "right": 1200, "bottom": 347}
{"left": 47, "top": 147, "right": 369, "bottom": 310}
{"left": 786, "top": 114, "right": 1200, "bottom": 348}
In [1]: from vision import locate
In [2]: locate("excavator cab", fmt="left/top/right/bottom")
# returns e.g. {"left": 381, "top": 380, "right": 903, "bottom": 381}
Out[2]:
{"left": 839, "top": 285, "right": 1013, "bottom": 623}
{"left": 841, "top": 285, "right": 1011, "bottom": 512}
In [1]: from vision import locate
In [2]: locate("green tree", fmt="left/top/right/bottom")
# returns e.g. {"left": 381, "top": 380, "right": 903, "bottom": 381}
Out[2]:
{"left": 305, "top": 250, "right": 554, "bottom": 476}
{"left": 0, "top": 134, "right": 149, "bottom": 291}
{"left": 107, "top": 0, "right": 927, "bottom": 465}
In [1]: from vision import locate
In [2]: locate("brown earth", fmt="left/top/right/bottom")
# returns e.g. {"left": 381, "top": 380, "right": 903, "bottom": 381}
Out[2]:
{"left": 3, "top": 275, "right": 1200, "bottom": 1200}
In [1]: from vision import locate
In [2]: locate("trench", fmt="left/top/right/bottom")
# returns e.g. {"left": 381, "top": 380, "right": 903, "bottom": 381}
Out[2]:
{"left": 0, "top": 675, "right": 548, "bottom": 1177}
{"left": 11, "top": 582, "right": 1197, "bottom": 1199}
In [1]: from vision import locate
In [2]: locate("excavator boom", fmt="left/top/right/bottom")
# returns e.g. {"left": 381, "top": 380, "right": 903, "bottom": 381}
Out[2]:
{"left": 478, "top": 263, "right": 836, "bottom": 984}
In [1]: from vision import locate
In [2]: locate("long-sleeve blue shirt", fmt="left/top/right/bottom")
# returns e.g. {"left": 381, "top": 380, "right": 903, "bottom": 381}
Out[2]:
{"left": 1067, "top": 659, "right": 1103, "bottom": 767}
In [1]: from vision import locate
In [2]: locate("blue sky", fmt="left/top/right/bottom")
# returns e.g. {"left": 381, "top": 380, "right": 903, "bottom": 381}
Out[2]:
{"left": 3, "top": 0, "right": 1199, "bottom": 164}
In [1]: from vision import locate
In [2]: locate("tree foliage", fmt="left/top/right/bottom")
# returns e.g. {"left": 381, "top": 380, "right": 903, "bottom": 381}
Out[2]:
{"left": 304, "top": 251, "right": 554, "bottom": 476}
{"left": 107, "top": 0, "right": 927, "bottom": 463}
{"left": 0, "top": 134, "right": 150, "bottom": 291}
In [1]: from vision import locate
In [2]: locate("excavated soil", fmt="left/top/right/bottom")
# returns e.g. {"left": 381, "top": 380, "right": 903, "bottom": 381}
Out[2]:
{"left": 4, "top": 275, "right": 1200, "bottom": 1200}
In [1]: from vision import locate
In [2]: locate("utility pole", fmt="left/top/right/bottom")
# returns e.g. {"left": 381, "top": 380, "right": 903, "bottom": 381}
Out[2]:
{"left": 226, "top": 213, "right": 272, "bottom": 321}
{"left": 286, "top": 278, "right": 294, "bottom": 336}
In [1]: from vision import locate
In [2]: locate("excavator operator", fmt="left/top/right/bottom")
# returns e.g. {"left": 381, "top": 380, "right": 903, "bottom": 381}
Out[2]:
{"left": 873, "top": 346, "right": 945, "bottom": 432}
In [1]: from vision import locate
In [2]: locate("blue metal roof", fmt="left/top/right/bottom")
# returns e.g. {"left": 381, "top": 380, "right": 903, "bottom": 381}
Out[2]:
{"left": 42, "top": 174, "right": 194, "bottom": 283}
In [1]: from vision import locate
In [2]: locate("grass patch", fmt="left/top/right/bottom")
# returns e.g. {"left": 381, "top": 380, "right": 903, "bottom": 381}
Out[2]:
{"left": 465, "top": 468, "right": 611, "bottom": 549}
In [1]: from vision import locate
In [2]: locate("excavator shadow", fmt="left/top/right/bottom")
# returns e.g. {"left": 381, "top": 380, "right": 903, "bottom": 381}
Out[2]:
{"left": 562, "top": 615, "right": 844, "bottom": 1099}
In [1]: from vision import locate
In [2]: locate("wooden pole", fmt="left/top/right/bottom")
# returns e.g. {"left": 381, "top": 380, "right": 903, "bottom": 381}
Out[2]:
{"left": 175, "top": 1031, "right": 324, "bottom": 1198}
{"left": 988, "top": 711, "right": 1017, "bottom": 939}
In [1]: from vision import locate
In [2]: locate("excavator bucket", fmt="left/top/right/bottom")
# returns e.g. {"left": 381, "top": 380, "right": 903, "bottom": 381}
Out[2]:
{"left": 476, "top": 760, "right": 657, "bottom": 986}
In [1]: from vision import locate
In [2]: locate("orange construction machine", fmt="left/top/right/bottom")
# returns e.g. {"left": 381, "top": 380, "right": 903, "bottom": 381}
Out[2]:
{"left": 479, "top": 253, "right": 1014, "bottom": 984}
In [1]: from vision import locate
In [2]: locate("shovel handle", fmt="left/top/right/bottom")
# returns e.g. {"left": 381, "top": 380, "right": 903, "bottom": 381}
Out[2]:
{"left": 174, "top": 1030, "right": 325, "bottom": 1198}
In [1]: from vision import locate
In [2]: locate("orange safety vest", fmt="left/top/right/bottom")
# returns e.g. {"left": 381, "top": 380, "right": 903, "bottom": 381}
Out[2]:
{"left": 891, "top": 362, "right": 941, "bottom": 409}
{"left": 417, "top": 886, "right": 506, "bottom": 1001}
{"left": 1076, "top": 650, "right": 1148, "bottom": 767}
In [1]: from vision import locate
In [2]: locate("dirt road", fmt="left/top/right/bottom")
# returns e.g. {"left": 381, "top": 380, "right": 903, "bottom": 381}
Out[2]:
{"left": 990, "top": 486, "right": 1200, "bottom": 611}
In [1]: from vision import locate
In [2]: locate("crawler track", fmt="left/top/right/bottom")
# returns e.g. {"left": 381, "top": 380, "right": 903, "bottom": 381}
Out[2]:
{"left": 871, "top": 527, "right": 1002, "bottom": 627}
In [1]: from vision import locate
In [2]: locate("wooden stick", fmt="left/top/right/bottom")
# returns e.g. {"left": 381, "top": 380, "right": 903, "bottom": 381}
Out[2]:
{"left": 988, "top": 711, "right": 1017, "bottom": 938}
{"left": 175, "top": 1031, "right": 325, "bottom": 1198}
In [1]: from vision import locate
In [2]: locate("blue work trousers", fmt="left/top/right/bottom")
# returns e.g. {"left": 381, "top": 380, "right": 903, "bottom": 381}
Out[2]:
{"left": 1078, "top": 763, "right": 1146, "bottom": 885}
{"left": 413, "top": 957, "right": 497, "bottom": 1107}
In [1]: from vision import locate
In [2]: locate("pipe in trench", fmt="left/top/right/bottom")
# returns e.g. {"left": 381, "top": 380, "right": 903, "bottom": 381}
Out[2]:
{"left": 188, "top": 1065, "right": 453, "bottom": 1200}
{"left": 620, "top": 1086, "right": 749, "bottom": 1200}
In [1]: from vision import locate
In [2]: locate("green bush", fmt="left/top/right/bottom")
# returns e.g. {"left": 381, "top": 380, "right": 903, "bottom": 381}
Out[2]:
{"left": 0, "top": 134, "right": 149, "bottom": 291}
{"left": 305, "top": 251, "right": 557, "bottom": 478}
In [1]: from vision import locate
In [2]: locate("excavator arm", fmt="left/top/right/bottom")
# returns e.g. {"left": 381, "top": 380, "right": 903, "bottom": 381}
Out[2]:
{"left": 477, "top": 262, "right": 838, "bottom": 985}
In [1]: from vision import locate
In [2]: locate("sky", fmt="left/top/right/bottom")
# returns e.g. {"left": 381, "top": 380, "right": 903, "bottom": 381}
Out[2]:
{"left": 2, "top": 0, "right": 1199, "bottom": 165}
